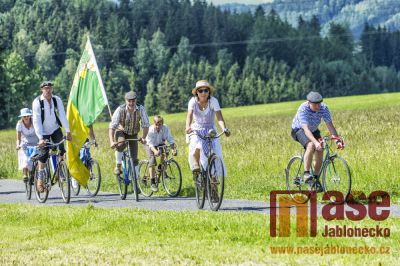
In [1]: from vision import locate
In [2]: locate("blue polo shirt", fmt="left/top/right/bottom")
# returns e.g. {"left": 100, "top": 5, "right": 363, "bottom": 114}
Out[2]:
{"left": 291, "top": 102, "right": 332, "bottom": 132}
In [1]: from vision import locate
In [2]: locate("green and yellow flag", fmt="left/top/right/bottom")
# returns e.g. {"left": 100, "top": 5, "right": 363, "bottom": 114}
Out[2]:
{"left": 66, "top": 37, "right": 109, "bottom": 186}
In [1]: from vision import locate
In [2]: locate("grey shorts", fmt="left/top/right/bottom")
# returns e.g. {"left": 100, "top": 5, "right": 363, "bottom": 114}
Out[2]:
{"left": 291, "top": 128, "right": 321, "bottom": 149}
{"left": 144, "top": 144, "right": 157, "bottom": 167}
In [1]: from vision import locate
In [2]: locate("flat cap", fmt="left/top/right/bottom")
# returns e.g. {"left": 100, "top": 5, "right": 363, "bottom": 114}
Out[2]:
{"left": 125, "top": 91, "right": 137, "bottom": 100}
{"left": 306, "top": 91, "right": 323, "bottom": 103}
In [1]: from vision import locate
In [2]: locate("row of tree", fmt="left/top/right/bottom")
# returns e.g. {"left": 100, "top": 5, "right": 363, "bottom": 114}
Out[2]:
{"left": 1, "top": 0, "right": 400, "bottom": 128}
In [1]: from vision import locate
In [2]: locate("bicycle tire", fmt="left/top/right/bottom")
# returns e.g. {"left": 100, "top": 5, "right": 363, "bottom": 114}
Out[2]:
{"left": 85, "top": 159, "right": 101, "bottom": 197}
{"left": 34, "top": 165, "right": 49, "bottom": 203}
{"left": 162, "top": 159, "right": 182, "bottom": 197}
{"left": 25, "top": 163, "right": 35, "bottom": 200}
{"left": 58, "top": 160, "right": 71, "bottom": 204}
{"left": 285, "top": 155, "right": 310, "bottom": 204}
{"left": 207, "top": 155, "right": 225, "bottom": 211}
{"left": 137, "top": 160, "right": 153, "bottom": 197}
{"left": 322, "top": 155, "right": 351, "bottom": 204}
{"left": 116, "top": 173, "right": 128, "bottom": 200}
{"left": 130, "top": 159, "right": 139, "bottom": 202}
{"left": 71, "top": 177, "right": 81, "bottom": 196}
{"left": 194, "top": 170, "right": 206, "bottom": 209}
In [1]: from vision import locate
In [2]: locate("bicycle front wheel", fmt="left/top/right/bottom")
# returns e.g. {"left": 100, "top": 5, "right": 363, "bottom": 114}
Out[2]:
{"left": 25, "top": 164, "right": 35, "bottom": 200}
{"left": 129, "top": 159, "right": 139, "bottom": 202}
{"left": 285, "top": 156, "right": 309, "bottom": 204}
{"left": 194, "top": 171, "right": 206, "bottom": 209}
{"left": 322, "top": 155, "right": 351, "bottom": 204}
{"left": 207, "top": 155, "right": 225, "bottom": 211}
{"left": 34, "top": 166, "right": 49, "bottom": 203}
{"left": 116, "top": 173, "right": 128, "bottom": 200}
{"left": 162, "top": 159, "right": 182, "bottom": 197}
{"left": 86, "top": 159, "right": 101, "bottom": 197}
{"left": 137, "top": 160, "right": 153, "bottom": 197}
{"left": 58, "top": 161, "right": 71, "bottom": 204}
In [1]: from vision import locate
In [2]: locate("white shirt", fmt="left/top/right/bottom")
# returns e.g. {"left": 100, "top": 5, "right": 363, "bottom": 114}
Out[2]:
{"left": 146, "top": 124, "right": 174, "bottom": 148}
{"left": 188, "top": 96, "right": 221, "bottom": 130}
{"left": 32, "top": 95, "right": 70, "bottom": 139}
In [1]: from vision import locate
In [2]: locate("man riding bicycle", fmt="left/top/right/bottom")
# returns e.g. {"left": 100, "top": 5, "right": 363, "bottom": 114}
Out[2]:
{"left": 144, "top": 115, "right": 177, "bottom": 192}
{"left": 32, "top": 81, "right": 72, "bottom": 192}
{"left": 109, "top": 91, "right": 149, "bottom": 176}
{"left": 291, "top": 91, "right": 344, "bottom": 189}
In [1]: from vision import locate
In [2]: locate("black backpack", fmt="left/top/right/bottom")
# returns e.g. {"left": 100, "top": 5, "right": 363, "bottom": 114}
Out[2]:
{"left": 36, "top": 96, "right": 62, "bottom": 126}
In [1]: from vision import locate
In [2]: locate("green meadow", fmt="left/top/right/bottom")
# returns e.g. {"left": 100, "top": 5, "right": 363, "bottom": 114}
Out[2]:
{"left": 0, "top": 203, "right": 398, "bottom": 265}
{"left": 0, "top": 93, "right": 399, "bottom": 264}
{"left": 1, "top": 92, "right": 399, "bottom": 202}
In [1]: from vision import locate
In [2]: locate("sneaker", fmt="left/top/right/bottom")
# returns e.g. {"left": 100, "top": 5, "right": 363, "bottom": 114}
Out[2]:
{"left": 71, "top": 178, "right": 79, "bottom": 189}
{"left": 23, "top": 176, "right": 28, "bottom": 183}
{"left": 114, "top": 164, "right": 122, "bottom": 175}
{"left": 151, "top": 182, "right": 158, "bottom": 192}
{"left": 36, "top": 179, "right": 44, "bottom": 193}
{"left": 303, "top": 172, "right": 314, "bottom": 184}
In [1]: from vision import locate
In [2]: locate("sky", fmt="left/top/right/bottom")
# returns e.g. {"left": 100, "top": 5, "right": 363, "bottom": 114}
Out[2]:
{"left": 208, "top": 0, "right": 273, "bottom": 5}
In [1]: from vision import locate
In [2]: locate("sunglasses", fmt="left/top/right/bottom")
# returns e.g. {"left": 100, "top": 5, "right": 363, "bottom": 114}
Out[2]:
{"left": 197, "top": 89, "right": 209, "bottom": 94}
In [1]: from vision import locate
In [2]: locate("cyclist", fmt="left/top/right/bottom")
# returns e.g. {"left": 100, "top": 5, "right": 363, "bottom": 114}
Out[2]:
{"left": 109, "top": 91, "right": 149, "bottom": 176}
{"left": 144, "top": 115, "right": 177, "bottom": 192}
{"left": 16, "top": 108, "right": 39, "bottom": 183}
{"left": 32, "top": 81, "right": 72, "bottom": 192}
{"left": 291, "top": 91, "right": 344, "bottom": 188}
{"left": 185, "top": 80, "right": 230, "bottom": 176}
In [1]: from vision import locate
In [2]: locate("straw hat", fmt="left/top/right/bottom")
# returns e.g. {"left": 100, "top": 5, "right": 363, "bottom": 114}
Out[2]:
{"left": 191, "top": 80, "right": 214, "bottom": 96}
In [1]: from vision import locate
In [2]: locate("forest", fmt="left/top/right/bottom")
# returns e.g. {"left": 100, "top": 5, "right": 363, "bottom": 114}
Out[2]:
{"left": 1, "top": 0, "right": 400, "bottom": 128}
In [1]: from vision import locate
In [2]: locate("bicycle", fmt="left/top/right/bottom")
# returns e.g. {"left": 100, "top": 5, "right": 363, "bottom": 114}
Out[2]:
{"left": 114, "top": 138, "right": 140, "bottom": 201}
{"left": 34, "top": 138, "right": 71, "bottom": 204}
{"left": 285, "top": 136, "right": 351, "bottom": 204}
{"left": 192, "top": 129, "right": 226, "bottom": 211}
{"left": 138, "top": 145, "right": 182, "bottom": 197}
{"left": 71, "top": 140, "right": 102, "bottom": 197}
{"left": 23, "top": 146, "right": 39, "bottom": 200}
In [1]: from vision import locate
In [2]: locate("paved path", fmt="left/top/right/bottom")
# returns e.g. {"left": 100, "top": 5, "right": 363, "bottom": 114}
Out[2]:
{"left": 1, "top": 179, "right": 399, "bottom": 216}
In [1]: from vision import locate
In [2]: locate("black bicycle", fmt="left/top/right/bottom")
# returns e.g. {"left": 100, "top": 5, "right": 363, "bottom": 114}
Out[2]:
{"left": 285, "top": 136, "right": 351, "bottom": 204}
{"left": 71, "top": 140, "right": 102, "bottom": 197}
{"left": 193, "top": 129, "right": 226, "bottom": 211}
{"left": 114, "top": 138, "right": 140, "bottom": 201}
{"left": 24, "top": 146, "right": 39, "bottom": 200}
{"left": 138, "top": 145, "right": 182, "bottom": 197}
{"left": 34, "top": 138, "right": 71, "bottom": 204}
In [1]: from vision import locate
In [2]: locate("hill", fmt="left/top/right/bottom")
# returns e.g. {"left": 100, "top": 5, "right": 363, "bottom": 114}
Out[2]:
{"left": 219, "top": 0, "right": 400, "bottom": 37}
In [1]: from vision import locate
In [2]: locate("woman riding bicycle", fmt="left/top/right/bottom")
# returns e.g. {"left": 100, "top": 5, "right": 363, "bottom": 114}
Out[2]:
{"left": 144, "top": 115, "right": 177, "bottom": 192}
{"left": 16, "top": 108, "right": 39, "bottom": 183}
{"left": 185, "top": 80, "right": 230, "bottom": 175}
{"left": 291, "top": 91, "right": 344, "bottom": 188}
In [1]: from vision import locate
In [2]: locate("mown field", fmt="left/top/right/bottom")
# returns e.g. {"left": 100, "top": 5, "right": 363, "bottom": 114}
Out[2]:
{"left": 1, "top": 92, "right": 399, "bottom": 202}
{"left": 0, "top": 203, "right": 398, "bottom": 265}
{"left": 0, "top": 93, "right": 399, "bottom": 264}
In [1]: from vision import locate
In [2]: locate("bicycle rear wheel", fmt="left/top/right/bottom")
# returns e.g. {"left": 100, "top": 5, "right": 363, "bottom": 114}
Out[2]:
{"left": 71, "top": 177, "right": 80, "bottom": 196}
{"left": 130, "top": 159, "right": 139, "bottom": 202}
{"left": 34, "top": 166, "right": 49, "bottom": 203}
{"left": 285, "top": 156, "right": 309, "bottom": 204}
{"left": 137, "top": 160, "right": 153, "bottom": 197}
{"left": 322, "top": 155, "right": 351, "bottom": 204}
{"left": 194, "top": 171, "right": 206, "bottom": 209}
{"left": 162, "top": 159, "right": 182, "bottom": 197}
{"left": 86, "top": 159, "right": 101, "bottom": 197}
{"left": 207, "top": 155, "right": 225, "bottom": 211}
{"left": 58, "top": 161, "right": 71, "bottom": 204}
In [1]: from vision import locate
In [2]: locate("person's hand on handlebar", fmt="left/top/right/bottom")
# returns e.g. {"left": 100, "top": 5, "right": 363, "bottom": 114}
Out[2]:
{"left": 185, "top": 127, "right": 193, "bottom": 134}
{"left": 332, "top": 135, "right": 345, "bottom": 150}
{"left": 224, "top": 128, "right": 231, "bottom": 137}
{"left": 110, "top": 141, "right": 117, "bottom": 149}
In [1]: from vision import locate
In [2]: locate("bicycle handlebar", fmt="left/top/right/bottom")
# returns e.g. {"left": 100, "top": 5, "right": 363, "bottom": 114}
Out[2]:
{"left": 114, "top": 138, "right": 141, "bottom": 145}
{"left": 41, "top": 137, "right": 67, "bottom": 148}
{"left": 194, "top": 130, "right": 226, "bottom": 140}
{"left": 83, "top": 140, "right": 98, "bottom": 148}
